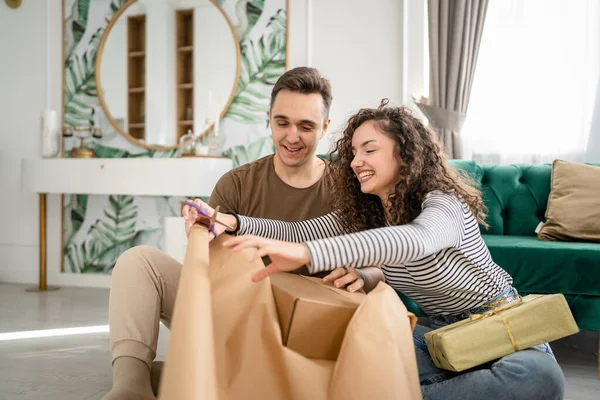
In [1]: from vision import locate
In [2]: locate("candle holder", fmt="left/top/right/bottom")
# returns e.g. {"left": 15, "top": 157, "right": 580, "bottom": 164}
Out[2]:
{"left": 205, "top": 115, "right": 224, "bottom": 156}
{"left": 178, "top": 129, "right": 197, "bottom": 156}
{"left": 194, "top": 134, "right": 209, "bottom": 156}
{"left": 69, "top": 125, "right": 98, "bottom": 158}
{"left": 206, "top": 131, "right": 224, "bottom": 156}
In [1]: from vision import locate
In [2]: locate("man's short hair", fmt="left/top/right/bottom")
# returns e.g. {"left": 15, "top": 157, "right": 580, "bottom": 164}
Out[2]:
{"left": 270, "top": 67, "right": 332, "bottom": 122}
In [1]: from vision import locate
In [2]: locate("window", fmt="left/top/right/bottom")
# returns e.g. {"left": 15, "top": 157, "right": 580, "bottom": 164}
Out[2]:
{"left": 461, "top": 0, "right": 600, "bottom": 164}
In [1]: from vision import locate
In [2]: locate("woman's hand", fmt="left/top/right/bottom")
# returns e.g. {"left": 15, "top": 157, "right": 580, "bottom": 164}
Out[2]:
{"left": 182, "top": 199, "right": 237, "bottom": 239}
{"left": 222, "top": 235, "right": 311, "bottom": 281}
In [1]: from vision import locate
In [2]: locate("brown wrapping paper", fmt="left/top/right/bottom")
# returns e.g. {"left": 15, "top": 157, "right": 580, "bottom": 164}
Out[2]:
{"left": 158, "top": 223, "right": 218, "bottom": 400}
{"left": 158, "top": 225, "right": 421, "bottom": 400}
{"left": 424, "top": 294, "right": 579, "bottom": 372}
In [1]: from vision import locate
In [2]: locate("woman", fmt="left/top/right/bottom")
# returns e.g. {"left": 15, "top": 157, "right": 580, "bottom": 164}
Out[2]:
{"left": 184, "top": 100, "right": 565, "bottom": 399}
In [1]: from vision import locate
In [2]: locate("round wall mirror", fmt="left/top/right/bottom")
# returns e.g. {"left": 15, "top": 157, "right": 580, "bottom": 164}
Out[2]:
{"left": 96, "top": 0, "right": 241, "bottom": 150}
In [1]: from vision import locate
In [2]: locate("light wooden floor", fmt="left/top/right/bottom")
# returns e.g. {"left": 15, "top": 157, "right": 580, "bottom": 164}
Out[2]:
{"left": 0, "top": 283, "right": 598, "bottom": 399}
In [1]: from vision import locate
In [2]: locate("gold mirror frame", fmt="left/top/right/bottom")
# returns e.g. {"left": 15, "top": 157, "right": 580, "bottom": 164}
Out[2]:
{"left": 5, "top": 0, "right": 22, "bottom": 8}
{"left": 95, "top": 0, "right": 242, "bottom": 151}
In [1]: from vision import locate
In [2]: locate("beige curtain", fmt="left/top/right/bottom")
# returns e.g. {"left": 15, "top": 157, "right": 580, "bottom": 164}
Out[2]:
{"left": 586, "top": 75, "right": 600, "bottom": 162}
{"left": 415, "top": 0, "right": 489, "bottom": 158}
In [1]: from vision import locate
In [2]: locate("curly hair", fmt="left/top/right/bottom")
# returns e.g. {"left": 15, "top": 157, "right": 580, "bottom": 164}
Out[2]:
{"left": 327, "top": 99, "right": 487, "bottom": 233}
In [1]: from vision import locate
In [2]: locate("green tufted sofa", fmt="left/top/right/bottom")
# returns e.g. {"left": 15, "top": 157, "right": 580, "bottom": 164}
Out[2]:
{"left": 397, "top": 160, "right": 600, "bottom": 335}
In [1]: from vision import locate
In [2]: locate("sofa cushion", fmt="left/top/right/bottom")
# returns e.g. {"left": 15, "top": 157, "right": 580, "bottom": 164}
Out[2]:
{"left": 538, "top": 160, "right": 600, "bottom": 243}
{"left": 483, "top": 234, "right": 600, "bottom": 297}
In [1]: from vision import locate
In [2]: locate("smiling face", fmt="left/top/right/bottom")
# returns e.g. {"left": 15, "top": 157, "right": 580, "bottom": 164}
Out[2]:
{"left": 350, "top": 120, "right": 401, "bottom": 201}
{"left": 270, "top": 89, "right": 329, "bottom": 168}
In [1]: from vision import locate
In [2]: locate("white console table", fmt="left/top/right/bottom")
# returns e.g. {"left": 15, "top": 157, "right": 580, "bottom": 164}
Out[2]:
{"left": 20, "top": 157, "right": 233, "bottom": 291}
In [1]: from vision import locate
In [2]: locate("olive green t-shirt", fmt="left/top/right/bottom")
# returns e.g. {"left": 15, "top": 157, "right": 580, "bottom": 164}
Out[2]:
{"left": 208, "top": 154, "right": 332, "bottom": 221}
{"left": 208, "top": 154, "right": 332, "bottom": 276}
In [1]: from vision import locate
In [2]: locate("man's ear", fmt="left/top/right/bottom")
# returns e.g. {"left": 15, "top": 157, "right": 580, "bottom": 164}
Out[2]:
{"left": 321, "top": 119, "right": 331, "bottom": 139}
{"left": 266, "top": 110, "right": 272, "bottom": 128}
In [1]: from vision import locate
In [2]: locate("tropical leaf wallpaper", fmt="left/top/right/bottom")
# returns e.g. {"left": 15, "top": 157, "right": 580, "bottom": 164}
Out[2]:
{"left": 62, "top": 0, "right": 287, "bottom": 274}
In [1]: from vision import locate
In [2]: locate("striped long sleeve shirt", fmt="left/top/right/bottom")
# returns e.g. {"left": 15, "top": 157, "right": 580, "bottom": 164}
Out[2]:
{"left": 236, "top": 191, "right": 513, "bottom": 316}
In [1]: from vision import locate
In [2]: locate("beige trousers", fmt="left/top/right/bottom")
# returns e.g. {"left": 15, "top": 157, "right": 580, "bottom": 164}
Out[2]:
{"left": 109, "top": 245, "right": 182, "bottom": 367}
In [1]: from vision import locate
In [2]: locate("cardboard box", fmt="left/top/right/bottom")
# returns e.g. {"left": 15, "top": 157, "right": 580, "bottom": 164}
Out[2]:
{"left": 424, "top": 293, "right": 579, "bottom": 372}
{"left": 270, "top": 272, "right": 365, "bottom": 361}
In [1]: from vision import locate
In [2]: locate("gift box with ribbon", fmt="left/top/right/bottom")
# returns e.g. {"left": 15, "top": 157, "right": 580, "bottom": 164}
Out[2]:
{"left": 424, "top": 294, "right": 579, "bottom": 372}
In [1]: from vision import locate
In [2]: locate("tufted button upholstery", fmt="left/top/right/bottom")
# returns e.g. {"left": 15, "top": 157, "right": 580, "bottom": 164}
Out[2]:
{"left": 448, "top": 161, "right": 553, "bottom": 236}
{"left": 479, "top": 164, "right": 553, "bottom": 236}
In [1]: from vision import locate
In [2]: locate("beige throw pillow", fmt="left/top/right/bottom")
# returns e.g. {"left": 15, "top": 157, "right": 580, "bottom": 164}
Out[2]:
{"left": 538, "top": 160, "right": 600, "bottom": 242}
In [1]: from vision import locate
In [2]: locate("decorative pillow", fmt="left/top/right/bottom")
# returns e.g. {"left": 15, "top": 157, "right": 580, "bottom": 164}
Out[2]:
{"left": 538, "top": 160, "right": 600, "bottom": 242}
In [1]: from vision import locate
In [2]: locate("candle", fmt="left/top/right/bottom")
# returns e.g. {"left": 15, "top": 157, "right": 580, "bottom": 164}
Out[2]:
{"left": 41, "top": 109, "right": 59, "bottom": 158}
{"left": 43, "top": 109, "right": 58, "bottom": 132}
{"left": 195, "top": 144, "right": 209, "bottom": 156}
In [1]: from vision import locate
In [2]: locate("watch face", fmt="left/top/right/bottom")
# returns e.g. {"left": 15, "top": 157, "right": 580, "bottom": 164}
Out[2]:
{"left": 6, "top": 0, "right": 23, "bottom": 9}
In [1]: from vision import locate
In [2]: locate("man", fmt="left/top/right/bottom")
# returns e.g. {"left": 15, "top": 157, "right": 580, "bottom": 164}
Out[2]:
{"left": 105, "top": 67, "right": 384, "bottom": 400}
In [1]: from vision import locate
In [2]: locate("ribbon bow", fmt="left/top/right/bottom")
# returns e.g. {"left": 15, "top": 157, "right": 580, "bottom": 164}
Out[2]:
{"left": 184, "top": 201, "right": 234, "bottom": 238}
{"left": 468, "top": 295, "right": 523, "bottom": 351}
{"left": 468, "top": 295, "right": 523, "bottom": 321}
{"left": 427, "top": 295, "right": 531, "bottom": 370}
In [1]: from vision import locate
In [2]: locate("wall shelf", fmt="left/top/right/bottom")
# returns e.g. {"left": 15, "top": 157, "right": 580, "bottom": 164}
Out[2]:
{"left": 128, "top": 50, "right": 146, "bottom": 58}
{"left": 21, "top": 158, "right": 233, "bottom": 197}
{"left": 127, "top": 14, "right": 146, "bottom": 141}
{"left": 176, "top": 9, "right": 194, "bottom": 142}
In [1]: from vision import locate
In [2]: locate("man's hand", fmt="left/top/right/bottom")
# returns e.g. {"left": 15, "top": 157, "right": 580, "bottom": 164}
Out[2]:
{"left": 222, "top": 235, "right": 311, "bottom": 281}
{"left": 323, "top": 266, "right": 384, "bottom": 293}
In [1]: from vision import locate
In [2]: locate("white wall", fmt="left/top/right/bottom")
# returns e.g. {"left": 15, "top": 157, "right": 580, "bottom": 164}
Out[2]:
{"left": 0, "top": 0, "right": 62, "bottom": 285}
{"left": 289, "top": 0, "right": 426, "bottom": 155}
{"left": 0, "top": 0, "right": 426, "bottom": 287}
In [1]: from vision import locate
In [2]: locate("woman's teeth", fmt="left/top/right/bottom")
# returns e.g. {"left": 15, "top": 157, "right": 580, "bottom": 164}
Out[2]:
{"left": 359, "top": 171, "right": 374, "bottom": 181}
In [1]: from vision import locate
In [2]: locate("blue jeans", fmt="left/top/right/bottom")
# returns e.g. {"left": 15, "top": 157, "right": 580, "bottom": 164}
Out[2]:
{"left": 414, "top": 287, "right": 565, "bottom": 400}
